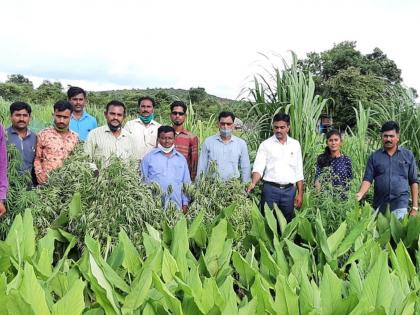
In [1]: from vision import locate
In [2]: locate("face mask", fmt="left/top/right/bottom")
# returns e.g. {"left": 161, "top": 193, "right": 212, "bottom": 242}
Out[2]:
{"left": 158, "top": 143, "right": 174, "bottom": 154}
{"left": 54, "top": 121, "right": 69, "bottom": 132}
{"left": 139, "top": 113, "right": 155, "bottom": 124}
{"left": 107, "top": 122, "right": 121, "bottom": 132}
{"left": 220, "top": 128, "right": 232, "bottom": 138}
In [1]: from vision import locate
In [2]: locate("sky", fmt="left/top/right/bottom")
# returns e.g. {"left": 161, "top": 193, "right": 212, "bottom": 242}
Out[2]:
{"left": 0, "top": 0, "right": 419, "bottom": 100}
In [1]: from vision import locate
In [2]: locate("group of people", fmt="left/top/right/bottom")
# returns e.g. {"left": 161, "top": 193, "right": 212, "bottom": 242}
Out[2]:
{"left": 0, "top": 86, "right": 418, "bottom": 222}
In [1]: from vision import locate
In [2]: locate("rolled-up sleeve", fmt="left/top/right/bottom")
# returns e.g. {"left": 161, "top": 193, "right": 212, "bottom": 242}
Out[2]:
{"left": 240, "top": 141, "right": 251, "bottom": 182}
{"left": 252, "top": 143, "right": 267, "bottom": 177}
{"left": 363, "top": 155, "right": 375, "bottom": 183}
{"left": 0, "top": 127, "right": 8, "bottom": 200}
{"left": 408, "top": 152, "right": 419, "bottom": 185}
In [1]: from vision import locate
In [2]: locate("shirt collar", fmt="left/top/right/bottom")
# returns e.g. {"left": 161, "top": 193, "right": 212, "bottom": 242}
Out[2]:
{"left": 271, "top": 134, "right": 288, "bottom": 144}
{"left": 175, "top": 126, "right": 188, "bottom": 135}
{"left": 104, "top": 125, "right": 128, "bottom": 136}
{"left": 136, "top": 118, "right": 159, "bottom": 126}
{"left": 8, "top": 126, "right": 32, "bottom": 137}
{"left": 72, "top": 111, "right": 89, "bottom": 120}
{"left": 154, "top": 147, "right": 181, "bottom": 157}
{"left": 216, "top": 134, "right": 235, "bottom": 143}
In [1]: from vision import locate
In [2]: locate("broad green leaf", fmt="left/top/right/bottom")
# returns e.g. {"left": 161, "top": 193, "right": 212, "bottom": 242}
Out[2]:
{"left": 273, "top": 204, "right": 287, "bottom": 236}
{"left": 357, "top": 252, "right": 393, "bottom": 312}
{"left": 320, "top": 264, "right": 343, "bottom": 315}
{"left": 259, "top": 240, "right": 279, "bottom": 284}
{"left": 22, "top": 209, "right": 35, "bottom": 260}
{"left": 118, "top": 229, "right": 141, "bottom": 275}
{"left": 162, "top": 248, "right": 179, "bottom": 283}
{"left": 6, "top": 289, "right": 35, "bottom": 315}
{"left": 396, "top": 292, "right": 416, "bottom": 315}
{"left": 0, "top": 242, "right": 11, "bottom": 273}
{"left": 285, "top": 239, "right": 310, "bottom": 282}
{"left": 336, "top": 217, "right": 369, "bottom": 257}
{"left": 19, "top": 263, "right": 50, "bottom": 315}
{"left": 152, "top": 272, "right": 183, "bottom": 315}
{"left": 273, "top": 238, "right": 289, "bottom": 277}
{"left": 188, "top": 210, "right": 207, "bottom": 247}
{"left": 389, "top": 214, "right": 404, "bottom": 243}
{"left": 200, "top": 277, "right": 224, "bottom": 313}
{"left": 327, "top": 221, "right": 347, "bottom": 256}
{"left": 348, "top": 263, "right": 363, "bottom": 297}
{"left": 273, "top": 274, "right": 299, "bottom": 315}
{"left": 122, "top": 270, "right": 152, "bottom": 314}
{"left": 204, "top": 219, "right": 227, "bottom": 276}
{"left": 299, "top": 269, "right": 320, "bottom": 314}
{"left": 68, "top": 192, "right": 82, "bottom": 219}
{"left": 5, "top": 213, "right": 23, "bottom": 265}
{"left": 232, "top": 251, "right": 256, "bottom": 288}
{"left": 298, "top": 217, "right": 316, "bottom": 244}
{"left": 219, "top": 276, "right": 239, "bottom": 315}
{"left": 395, "top": 241, "right": 416, "bottom": 281}
{"left": 238, "top": 298, "right": 257, "bottom": 315}
{"left": 88, "top": 254, "right": 121, "bottom": 315}
{"left": 315, "top": 211, "right": 332, "bottom": 261}
{"left": 249, "top": 205, "right": 271, "bottom": 248}
{"left": 51, "top": 278, "right": 85, "bottom": 315}
{"left": 250, "top": 274, "right": 275, "bottom": 315}
{"left": 171, "top": 217, "right": 189, "bottom": 279}
{"left": 264, "top": 206, "right": 279, "bottom": 241}
{"left": 0, "top": 274, "right": 7, "bottom": 314}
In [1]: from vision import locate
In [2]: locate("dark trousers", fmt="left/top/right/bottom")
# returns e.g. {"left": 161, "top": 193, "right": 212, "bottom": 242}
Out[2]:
{"left": 260, "top": 182, "right": 296, "bottom": 222}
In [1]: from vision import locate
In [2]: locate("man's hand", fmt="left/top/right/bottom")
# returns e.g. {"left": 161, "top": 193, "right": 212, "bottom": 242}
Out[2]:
{"left": 0, "top": 201, "right": 6, "bottom": 218}
{"left": 355, "top": 192, "right": 364, "bottom": 202}
{"left": 182, "top": 205, "right": 188, "bottom": 215}
{"left": 410, "top": 207, "right": 418, "bottom": 217}
{"left": 295, "top": 193, "right": 303, "bottom": 209}
{"left": 246, "top": 182, "right": 256, "bottom": 194}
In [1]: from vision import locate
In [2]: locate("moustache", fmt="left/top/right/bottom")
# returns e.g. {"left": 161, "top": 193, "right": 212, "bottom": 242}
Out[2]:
{"left": 385, "top": 141, "right": 392, "bottom": 144}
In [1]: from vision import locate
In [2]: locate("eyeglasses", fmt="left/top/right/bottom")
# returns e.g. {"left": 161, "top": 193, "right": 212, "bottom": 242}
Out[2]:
{"left": 171, "top": 111, "right": 185, "bottom": 116}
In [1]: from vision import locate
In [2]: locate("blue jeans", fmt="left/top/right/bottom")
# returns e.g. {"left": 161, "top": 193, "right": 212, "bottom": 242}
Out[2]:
{"left": 392, "top": 208, "right": 407, "bottom": 219}
{"left": 260, "top": 183, "right": 296, "bottom": 222}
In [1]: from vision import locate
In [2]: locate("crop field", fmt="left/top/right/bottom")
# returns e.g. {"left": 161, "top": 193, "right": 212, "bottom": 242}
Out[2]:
{"left": 0, "top": 58, "right": 419, "bottom": 314}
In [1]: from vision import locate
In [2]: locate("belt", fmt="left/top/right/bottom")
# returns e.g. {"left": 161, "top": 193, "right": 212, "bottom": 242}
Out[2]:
{"left": 263, "top": 180, "right": 294, "bottom": 189}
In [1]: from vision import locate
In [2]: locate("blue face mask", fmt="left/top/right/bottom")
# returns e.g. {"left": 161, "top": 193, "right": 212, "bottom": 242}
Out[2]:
{"left": 220, "top": 128, "right": 233, "bottom": 138}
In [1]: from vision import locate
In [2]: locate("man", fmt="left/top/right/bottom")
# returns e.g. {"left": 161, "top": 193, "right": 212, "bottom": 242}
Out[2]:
{"left": 0, "top": 124, "right": 7, "bottom": 217}
{"left": 6, "top": 102, "right": 37, "bottom": 177}
{"left": 356, "top": 121, "right": 418, "bottom": 218}
{"left": 68, "top": 86, "right": 97, "bottom": 141}
{"left": 34, "top": 101, "right": 79, "bottom": 184}
{"left": 141, "top": 126, "right": 191, "bottom": 213}
{"left": 170, "top": 100, "right": 199, "bottom": 180}
{"left": 126, "top": 96, "right": 161, "bottom": 160}
{"left": 197, "top": 111, "right": 250, "bottom": 182}
{"left": 85, "top": 100, "right": 136, "bottom": 164}
{"left": 247, "top": 113, "right": 304, "bottom": 222}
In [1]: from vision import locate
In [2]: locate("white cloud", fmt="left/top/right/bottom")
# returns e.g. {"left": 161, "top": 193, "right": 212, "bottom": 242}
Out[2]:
{"left": 0, "top": 0, "right": 419, "bottom": 99}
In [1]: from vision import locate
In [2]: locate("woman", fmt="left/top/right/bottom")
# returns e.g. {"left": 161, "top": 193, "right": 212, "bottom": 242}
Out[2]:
{"left": 315, "top": 130, "right": 352, "bottom": 193}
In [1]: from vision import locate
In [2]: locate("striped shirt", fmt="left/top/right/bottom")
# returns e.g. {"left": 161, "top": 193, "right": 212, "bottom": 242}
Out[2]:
{"left": 174, "top": 127, "right": 199, "bottom": 180}
{"left": 34, "top": 127, "right": 78, "bottom": 184}
{"left": 197, "top": 134, "right": 251, "bottom": 182}
{"left": 84, "top": 125, "right": 137, "bottom": 164}
{"left": 125, "top": 119, "right": 161, "bottom": 160}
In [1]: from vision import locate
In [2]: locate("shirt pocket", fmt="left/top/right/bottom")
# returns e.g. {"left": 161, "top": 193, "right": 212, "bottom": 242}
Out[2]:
{"left": 396, "top": 159, "right": 409, "bottom": 177}
{"left": 173, "top": 164, "right": 185, "bottom": 182}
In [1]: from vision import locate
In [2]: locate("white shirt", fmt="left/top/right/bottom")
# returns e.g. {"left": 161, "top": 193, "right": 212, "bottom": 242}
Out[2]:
{"left": 125, "top": 119, "right": 161, "bottom": 160}
{"left": 84, "top": 125, "right": 137, "bottom": 164}
{"left": 252, "top": 135, "right": 304, "bottom": 184}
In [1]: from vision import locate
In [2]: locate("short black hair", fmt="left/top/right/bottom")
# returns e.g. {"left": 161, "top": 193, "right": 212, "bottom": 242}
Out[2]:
{"left": 381, "top": 121, "right": 400, "bottom": 133}
{"left": 170, "top": 100, "right": 187, "bottom": 113}
{"left": 157, "top": 125, "right": 175, "bottom": 137}
{"left": 106, "top": 100, "right": 126, "bottom": 114}
{"left": 53, "top": 100, "right": 73, "bottom": 113}
{"left": 138, "top": 96, "right": 156, "bottom": 107}
{"left": 10, "top": 101, "right": 32, "bottom": 115}
{"left": 272, "top": 113, "right": 290, "bottom": 125}
{"left": 218, "top": 111, "right": 235, "bottom": 122}
{"left": 325, "top": 129, "right": 342, "bottom": 140}
{"left": 67, "top": 86, "right": 86, "bottom": 99}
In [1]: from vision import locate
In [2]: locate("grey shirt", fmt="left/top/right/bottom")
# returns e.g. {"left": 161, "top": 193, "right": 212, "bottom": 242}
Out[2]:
{"left": 363, "top": 147, "right": 418, "bottom": 211}
{"left": 6, "top": 127, "right": 37, "bottom": 172}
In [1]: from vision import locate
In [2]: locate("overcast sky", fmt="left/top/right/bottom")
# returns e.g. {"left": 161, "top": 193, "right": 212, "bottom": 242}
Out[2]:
{"left": 0, "top": 0, "right": 418, "bottom": 99}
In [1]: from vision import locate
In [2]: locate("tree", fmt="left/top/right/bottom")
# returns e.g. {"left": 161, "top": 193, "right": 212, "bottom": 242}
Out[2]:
{"left": 298, "top": 41, "right": 405, "bottom": 128}
{"left": 188, "top": 87, "right": 207, "bottom": 104}
{"left": 34, "top": 80, "right": 65, "bottom": 103}
{"left": 6, "top": 74, "right": 34, "bottom": 88}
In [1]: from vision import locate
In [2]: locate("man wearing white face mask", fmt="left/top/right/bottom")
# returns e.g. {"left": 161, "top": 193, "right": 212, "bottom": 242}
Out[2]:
{"left": 141, "top": 125, "right": 191, "bottom": 213}
{"left": 197, "top": 111, "right": 251, "bottom": 182}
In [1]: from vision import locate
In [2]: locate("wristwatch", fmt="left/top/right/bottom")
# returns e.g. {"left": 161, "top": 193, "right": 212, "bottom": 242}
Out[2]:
{"left": 412, "top": 206, "right": 419, "bottom": 211}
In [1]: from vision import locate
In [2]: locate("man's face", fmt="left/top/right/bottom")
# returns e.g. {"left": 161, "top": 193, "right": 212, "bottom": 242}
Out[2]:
{"left": 382, "top": 129, "right": 399, "bottom": 149}
{"left": 170, "top": 106, "right": 186, "bottom": 126}
{"left": 105, "top": 105, "right": 125, "bottom": 128}
{"left": 10, "top": 109, "right": 30, "bottom": 131}
{"left": 218, "top": 116, "right": 234, "bottom": 131}
{"left": 273, "top": 120, "right": 289, "bottom": 141}
{"left": 158, "top": 131, "right": 175, "bottom": 148}
{"left": 53, "top": 109, "right": 72, "bottom": 129}
{"left": 69, "top": 93, "right": 86, "bottom": 113}
{"left": 139, "top": 99, "right": 154, "bottom": 117}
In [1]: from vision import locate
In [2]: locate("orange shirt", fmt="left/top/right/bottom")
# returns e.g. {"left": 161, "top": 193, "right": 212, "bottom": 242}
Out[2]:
{"left": 34, "top": 127, "right": 78, "bottom": 184}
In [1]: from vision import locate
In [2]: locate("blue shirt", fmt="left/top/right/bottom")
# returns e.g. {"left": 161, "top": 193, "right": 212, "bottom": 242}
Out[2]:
{"left": 197, "top": 134, "right": 251, "bottom": 182}
{"left": 6, "top": 127, "right": 37, "bottom": 172}
{"left": 363, "top": 147, "right": 418, "bottom": 211}
{"left": 70, "top": 112, "right": 97, "bottom": 141}
{"left": 141, "top": 148, "right": 191, "bottom": 209}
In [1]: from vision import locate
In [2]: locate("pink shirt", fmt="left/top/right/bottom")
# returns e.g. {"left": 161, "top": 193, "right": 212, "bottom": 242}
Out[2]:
{"left": 34, "top": 127, "right": 78, "bottom": 184}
